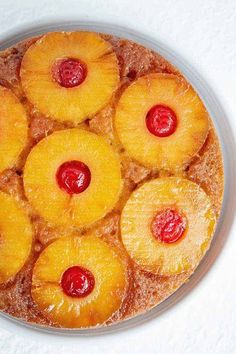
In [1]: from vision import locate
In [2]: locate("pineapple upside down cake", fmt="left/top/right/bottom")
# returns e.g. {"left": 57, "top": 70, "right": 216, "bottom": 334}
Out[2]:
{"left": 0, "top": 31, "right": 223, "bottom": 329}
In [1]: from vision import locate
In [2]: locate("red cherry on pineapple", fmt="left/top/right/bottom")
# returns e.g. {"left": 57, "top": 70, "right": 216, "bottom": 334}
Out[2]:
{"left": 146, "top": 104, "right": 177, "bottom": 137}
{"left": 61, "top": 266, "right": 95, "bottom": 298}
{"left": 55, "top": 58, "right": 87, "bottom": 88}
{"left": 151, "top": 208, "right": 186, "bottom": 243}
{"left": 56, "top": 160, "right": 91, "bottom": 195}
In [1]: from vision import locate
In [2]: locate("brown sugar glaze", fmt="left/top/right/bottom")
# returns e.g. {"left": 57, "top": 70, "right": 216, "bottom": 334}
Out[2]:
{"left": 0, "top": 33, "right": 223, "bottom": 328}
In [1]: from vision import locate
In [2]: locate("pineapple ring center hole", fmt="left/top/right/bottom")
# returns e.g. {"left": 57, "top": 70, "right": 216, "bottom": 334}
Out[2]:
{"left": 56, "top": 160, "right": 91, "bottom": 195}
{"left": 52, "top": 58, "right": 87, "bottom": 88}
{"left": 61, "top": 266, "right": 95, "bottom": 298}
{"left": 146, "top": 104, "right": 177, "bottom": 137}
{"left": 151, "top": 208, "right": 187, "bottom": 244}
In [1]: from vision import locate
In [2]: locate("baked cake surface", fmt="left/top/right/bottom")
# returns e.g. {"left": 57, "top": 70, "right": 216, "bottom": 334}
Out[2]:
{"left": 0, "top": 31, "right": 223, "bottom": 328}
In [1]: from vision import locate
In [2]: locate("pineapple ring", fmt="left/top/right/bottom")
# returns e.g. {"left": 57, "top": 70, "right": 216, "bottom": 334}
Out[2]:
{"left": 0, "top": 191, "right": 33, "bottom": 284}
{"left": 23, "top": 129, "right": 122, "bottom": 227}
{"left": 31, "top": 234, "right": 127, "bottom": 328}
{"left": 20, "top": 31, "right": 119, "bottom": 124}
{"left": 0, "top": 86, "right": 28, "bottom": 173}
{"left": 114, "top": 73, "right": 209, "bottom": 171}
{"left": 121, "top": 177, "right": 216, "bottom": 276}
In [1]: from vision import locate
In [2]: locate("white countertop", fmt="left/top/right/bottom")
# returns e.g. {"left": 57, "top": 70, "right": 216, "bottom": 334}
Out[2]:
{"left": 0, "top": 0, "right": 236, "bottom": 353}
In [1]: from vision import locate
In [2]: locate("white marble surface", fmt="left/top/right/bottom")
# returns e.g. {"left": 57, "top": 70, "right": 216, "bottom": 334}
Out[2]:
{"left": 0, "top": 0, "right": 236, "bottom": 353}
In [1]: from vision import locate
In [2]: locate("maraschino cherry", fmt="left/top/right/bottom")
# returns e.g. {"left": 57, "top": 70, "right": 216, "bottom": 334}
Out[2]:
{"left": 56, "top": 160, "right": 91, "bottom": 195}
{"left": 146, "top": 104, "right": 177, "bottom": 137}
{"left": 61, "top": 266, "right": 95, "bottom": 298}
{"left": 54, "top": 58, "right": 87, "bottom": 88}
{"left": 151, "top": 208, "right": 187, "bottom": 244}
